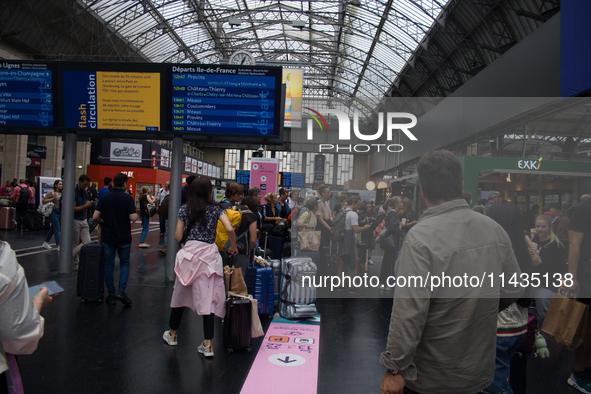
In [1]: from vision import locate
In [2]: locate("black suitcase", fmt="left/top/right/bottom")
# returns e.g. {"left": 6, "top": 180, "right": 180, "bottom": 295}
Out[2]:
{"left": 76, "top": 242, "right": 105, "bottom": 302}
{"left": 223, "top": 297, "right": 252, "bottom": 354}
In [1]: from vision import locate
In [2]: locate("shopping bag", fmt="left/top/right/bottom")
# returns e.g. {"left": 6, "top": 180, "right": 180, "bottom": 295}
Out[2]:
{"left": 541, "top": 294, "right": 589, "bottom": 348}
{"left": 300, "top": 231, "right": 321, "bottom": 252}
{"left": 224, "top": 266, "right": 248, "bottom": 296}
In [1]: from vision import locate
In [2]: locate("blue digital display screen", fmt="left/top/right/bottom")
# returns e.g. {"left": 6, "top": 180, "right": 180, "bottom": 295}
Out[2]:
{"left": 0, "top": 62, "right": 53, "bottom": 128}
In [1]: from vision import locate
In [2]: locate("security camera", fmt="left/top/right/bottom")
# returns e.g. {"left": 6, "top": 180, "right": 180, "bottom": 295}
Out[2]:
{"left": 257, "top": 146, "right": 264, "bottom": 153}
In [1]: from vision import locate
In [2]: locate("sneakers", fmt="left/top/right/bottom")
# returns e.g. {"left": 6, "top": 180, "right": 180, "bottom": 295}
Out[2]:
{"left": 106, "top": 295, "right": 117, "bottom": 305}
{"left": 42, "top": 242, "right": 52, "bottom": 250}
{"left": 116, "top": 291, "right": 132, "bottom": 305}
{"left": 368, "top": 258, "right": 375, "bottom": 265}
{"left": 163, "top": 330, "right": 178, "bottom": 346}
{"left": 159, "top": 247, "right": 167, "bottom": 255}
{"left": 569, "top": 372, "right": 591, "bottom": 393}
{"left": 198, "top": 342, "right": 214, "bottom": 357}
{"left": 57, "top": 245, "right": 60, "bottom": 252}
{"left": 139, "top": 242, "right": 150, "bottom": 248}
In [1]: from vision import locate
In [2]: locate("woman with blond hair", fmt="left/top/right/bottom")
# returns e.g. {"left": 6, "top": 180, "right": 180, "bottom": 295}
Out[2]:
{"left": 139, "top": 186, "right": 155, "bottom": 248}
{"left": 529, "top": 214, "right": 568, "bottom": 327}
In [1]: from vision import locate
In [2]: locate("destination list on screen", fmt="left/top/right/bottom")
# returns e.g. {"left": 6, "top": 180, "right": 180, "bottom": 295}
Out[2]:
{"left": 0, "top": 63, "right": 53, "bottom": 127}
{"left": 169, "top": 66, "right": 278, "bottom": 136}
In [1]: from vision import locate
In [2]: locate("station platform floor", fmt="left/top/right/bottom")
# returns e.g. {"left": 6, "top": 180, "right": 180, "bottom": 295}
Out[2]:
{"left": 0, "top": 223, "right": 582, "bottom": 394}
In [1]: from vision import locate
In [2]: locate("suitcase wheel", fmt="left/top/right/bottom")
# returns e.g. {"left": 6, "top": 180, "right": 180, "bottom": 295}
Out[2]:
{"left": 227, "top": 348, "right": 234, "bottom": 354}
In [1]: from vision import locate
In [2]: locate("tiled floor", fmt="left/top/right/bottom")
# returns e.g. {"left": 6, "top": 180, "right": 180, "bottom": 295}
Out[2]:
{"left": 0, "top": 224, "right": 582, "bottom": 393}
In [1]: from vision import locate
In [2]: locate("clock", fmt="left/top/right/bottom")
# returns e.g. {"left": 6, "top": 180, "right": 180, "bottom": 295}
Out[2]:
{"left": 229, "top": 51, "right": 256, "bottom": 65}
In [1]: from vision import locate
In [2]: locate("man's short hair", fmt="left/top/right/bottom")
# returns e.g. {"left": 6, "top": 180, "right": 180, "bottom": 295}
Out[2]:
{"left": 347, "top": 195, "right": 360, "bottom": 206}
{"left": 462, "top": 191, "right": 472, "bottom": 204}
{"left": 278, "top": 187, "right": 288, "bottom": 196}
{"left": 318, "top": 185, "right": 330, "bottom": 195}
{"left": 186, "top": 175, "right": 197, "bottom": 185}
{"left": 225, "top": 182, "right": 244, "bottom": 198}
{"left": 104, "top": 177, "right": 112, "bottom": 186}
{"left": 417, "top": 150, "right": 463, "bottom": 203}
{"left": 304, "top": 198, "right": 319, "bottom": 210}
{"left": 78, "top": 174, "right": 91, "bottom": 183}
{"left": 113, "top": 173, "right": 128, "bottom": 188}
{"left": 19, "top": 179, "right": 25, "bottom": 184}
{"left": 488, "top": 190, "right": 500, "bottom": 201}
{"left": 248, "top": 187, "right": 261, "bottom": 197}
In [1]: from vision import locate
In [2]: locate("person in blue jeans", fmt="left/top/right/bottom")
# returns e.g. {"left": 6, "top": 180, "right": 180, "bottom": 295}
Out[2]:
{"left": 93, "top": 173, "right": 138, "bottom": 306}
{"left": 41, "top": 180, "right": 63, "bottom": 251}
{"left": 138, "top": 186, "right": 155, "bottom": 248}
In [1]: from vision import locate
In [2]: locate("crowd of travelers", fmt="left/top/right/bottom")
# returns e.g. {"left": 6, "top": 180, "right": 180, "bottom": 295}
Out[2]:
{"left": 1, "top": 148, "right": 591, "bottom": 394}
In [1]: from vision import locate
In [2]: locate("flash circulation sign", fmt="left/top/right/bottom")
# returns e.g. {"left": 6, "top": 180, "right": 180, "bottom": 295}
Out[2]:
{"left": 168, "top": 65, "right": 282, "bottom": 139}
{"left": 0, "top": 62, "right": 54, "bottom": 127}
{"left": 63, "top": 70, "right": 160, "bottom": 131}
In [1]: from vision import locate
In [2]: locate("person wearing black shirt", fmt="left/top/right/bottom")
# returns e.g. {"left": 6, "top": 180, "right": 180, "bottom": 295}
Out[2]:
{"left": 72, "top": 175, "right": 95, "bottom": 270}
{"left": 93, "top": 173, "right": 138, "bottom": 305}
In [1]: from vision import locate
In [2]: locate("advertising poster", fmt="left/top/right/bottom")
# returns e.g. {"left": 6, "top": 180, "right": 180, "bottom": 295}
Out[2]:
{"left": 184, "top": 157, "right": 191, "bottom": 172}
{"left": 110, "top": 141, "right": 142, "bottom": 163}
{"left": 38, "top": 176, "right": 62, "bottom": 203}
{"left": 250, "top": 158, "right": 279, "bottom": 199}
{"left": 203, "top": 163, "right": 208, "bottom": 177}
{"left": 207, "top": 164, "right": 213, "bottom": 177}
{"left": 282, "top": 68, "right": 303, "bottom": 128}
{"left": 191, "top": 158, "right": 197, "bottom": 173}
{"left": 216, "top": 167, "right": 221, "bottom": 179}
{"left": 160, "top": 148, "right": 170, "bottom": 168}
{"left": 198, "top": 161, "right": 203, "bottom": 175}
{"left": 63, "top": 70, "right": 160, "bottom": 130}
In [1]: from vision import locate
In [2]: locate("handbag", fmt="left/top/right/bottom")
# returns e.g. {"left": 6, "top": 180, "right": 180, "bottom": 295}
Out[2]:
{"left": 270, "top": 223, "right": 288, "bottom": 238}
{"left": 300, "top": 231, "right": 321, "bottom": 252}
{"left": 224, "top": 266, "right": 248, "bottom": 296}
{"left": 541, "top": 294, "right": 589, "bottom": 348}
{"left": 147, "top": 202, "right": 157, "bottom": 217}
{"left": 38, "top": 202, "right": 54, "bottom": 217}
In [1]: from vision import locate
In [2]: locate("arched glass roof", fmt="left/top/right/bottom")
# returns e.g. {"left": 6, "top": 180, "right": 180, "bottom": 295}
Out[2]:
{"left": 80, "top": 0, "right": 449, "bottom": 105}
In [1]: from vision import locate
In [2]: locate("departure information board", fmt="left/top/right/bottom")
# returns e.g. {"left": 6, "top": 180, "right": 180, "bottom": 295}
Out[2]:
{"left": 63, "top": 70, "right": 160, "bottom": 131}
{"left": 0, "top": 62, "right": 54, "bottom": 128}
{"left": 281, "top": 173, "right": 305, "bottom": 188}
{"left": 168, "top": 65, "right": 282, "bottom": 140}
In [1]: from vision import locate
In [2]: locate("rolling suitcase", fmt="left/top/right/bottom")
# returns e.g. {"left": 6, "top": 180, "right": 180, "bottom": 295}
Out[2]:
{"left": 269, "top": 259, "right": 281, "bottom": 308}
{"left": 279, "top": 257, "right": 318, "bottom": 319}
{"left": 76, "top": 242, "right": 105, "bottom": 302}
{"left": 0, "top": 207, "right": 15, "bottom": 230}
{"left": 223, "top": 297, "right": 252, "bottom": 354}
{"left": 245, "top": 259, "right": 274, "bottom": 317}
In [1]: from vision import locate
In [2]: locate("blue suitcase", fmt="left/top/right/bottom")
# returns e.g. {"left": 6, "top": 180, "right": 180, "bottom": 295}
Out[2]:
{"left": 245, "top": 262, "right": 274, "bottom": 317}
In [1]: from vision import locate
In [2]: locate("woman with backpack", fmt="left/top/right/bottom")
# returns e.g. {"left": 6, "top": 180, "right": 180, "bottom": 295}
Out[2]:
{"left": 41, "top": 180, "right": 63, "bottom": 251}
{"left": 163, "top": 177, "right": 238, "bottom": 357}
{"left": 138, "top": 186, "right": 155, "bottom": 248}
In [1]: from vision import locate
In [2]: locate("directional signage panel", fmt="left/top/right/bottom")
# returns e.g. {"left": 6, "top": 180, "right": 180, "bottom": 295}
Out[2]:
{"left": 0, "top": 62, "right": 54, "bottom": 128}
{"left": 240, "top": 315, "right": 320, "bottom": 394}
